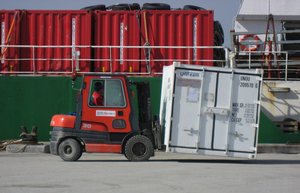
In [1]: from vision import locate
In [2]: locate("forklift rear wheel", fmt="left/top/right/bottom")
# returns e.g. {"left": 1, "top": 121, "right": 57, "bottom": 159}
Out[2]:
{"left": 125, "top": 135, "right": 154, "bottom": 161}
{"left": 58, "top": 138, "right": 82, "bottom": 161}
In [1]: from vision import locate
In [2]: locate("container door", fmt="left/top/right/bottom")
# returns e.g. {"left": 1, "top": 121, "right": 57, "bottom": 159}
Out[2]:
{"left": 199, "top": 72, "right": 233, "bottom": 152}
{"left": 225, "top": 73, "right": 261, "bottom": 157}
{"left": 170, "top": 69, "right": 222, "bottom": 152}
{"left": 169, "top": 69, "right": 203, "bottom": 151}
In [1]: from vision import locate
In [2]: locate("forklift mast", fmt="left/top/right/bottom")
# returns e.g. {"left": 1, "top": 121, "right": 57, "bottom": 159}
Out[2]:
{"left": 135, "top": 82, "right": 153, "bottom": 133}
{"left": 132, "top": 81, "right": 162, "bottom": 150}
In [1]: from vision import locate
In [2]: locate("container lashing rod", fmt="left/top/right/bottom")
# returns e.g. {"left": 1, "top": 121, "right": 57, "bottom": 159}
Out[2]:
{"left": 262, "top": 14, "right": 280, "bottom": 79}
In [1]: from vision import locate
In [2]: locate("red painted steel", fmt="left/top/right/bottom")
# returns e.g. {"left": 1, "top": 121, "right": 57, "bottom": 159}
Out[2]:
{"left": 22, "top": 10, "right": 92, "bottom": 72}
{"left": 85, "top": 144, "right": 122, "bottom": 153}
{"left": 93, "top": 11, "right": 141, "bottom": 73}
{"left": 50, "top": 115, "right": 76, "bottom": 128}
{"left": 81, "top": 75, "right": 133, "bottom": 134}
{"left": 0, "top": 10, "right": 23, "bottom": 72}
{"left": 0, "top": 10, "right": 92, "bottom": 72}
{"left": 141, "top": 10, "right": 214, "bottom": 73}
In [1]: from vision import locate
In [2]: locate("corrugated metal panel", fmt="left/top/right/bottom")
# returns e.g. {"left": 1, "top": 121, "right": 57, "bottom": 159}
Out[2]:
{"left": 1, "top": 9, "right": 215, "bottom": 74}
{"left": 0, "top": 10, "right": 92, "bottom": 72}
{"left": 141, "top": 10, "right": 214, "bottom": 73}
{"left": 22, "top": 10, "right": 92, "bottom": 72}
{"left": 0, "top": 10, "right": 23, "bottom": 72}
{"left": 93, "top": 11, "right": 140, "bottom": 73}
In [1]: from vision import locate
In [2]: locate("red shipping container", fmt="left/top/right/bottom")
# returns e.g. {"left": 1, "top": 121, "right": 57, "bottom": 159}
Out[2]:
{"left": 141, "top": 10, "right": 214, "bottom": 73}
{"left": 93, "top": 11, "right": 141, "bottom": 73}
{"left": 0, "top": 10, "right": 23, "bottom": 72}
{"left": 20, "top": 10, "right": 92, "bottom": 72}
{"left": 0, "top": 10, "right": 92, "bottom": 73}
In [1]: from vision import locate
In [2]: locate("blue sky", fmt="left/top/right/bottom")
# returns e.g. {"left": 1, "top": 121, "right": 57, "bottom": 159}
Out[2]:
{"left": 0, "top": 0, "right": 241, "bottom": 47}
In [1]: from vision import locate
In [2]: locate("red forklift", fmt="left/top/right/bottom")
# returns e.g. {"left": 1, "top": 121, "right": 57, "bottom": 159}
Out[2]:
{"left": 50, "top": 74, "right": 162, "bottom": 161}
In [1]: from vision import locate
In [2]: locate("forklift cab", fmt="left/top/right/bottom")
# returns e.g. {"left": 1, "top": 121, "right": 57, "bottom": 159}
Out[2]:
{"left": 81, "top": 75, "right": 135, "bottom": 134}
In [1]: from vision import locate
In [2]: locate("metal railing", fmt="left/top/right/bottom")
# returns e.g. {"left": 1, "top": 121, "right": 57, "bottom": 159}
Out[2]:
{"left": 2, "top": 44, "right": 299, "bottom": 81}
{"left": 231, "top": 29, "right": 300, "bottom": 81}
{"left": 0, "top": 45, "right": 228, "bottom": 75}
{"left": 231, "top": 29, "right": 300, "bottom": 48}
{"left": 233, "top": 50, "right": 300, "bottom": 81}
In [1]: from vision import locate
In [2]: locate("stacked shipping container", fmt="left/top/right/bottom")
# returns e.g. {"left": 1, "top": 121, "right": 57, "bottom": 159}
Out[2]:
{"left": 92, "top": 11, "right": 141, "bottom": 73}
{"left": 0, "top": 10, "right": 21, "bottom": 72}
{"left": 24, "top": 10, "right": 92, "bottom": 72}
{"left": 141, "top": 10, "right": 214, "bottom": 72}
{"left": 0, "top": 8, "right": 215, "bottom": 74}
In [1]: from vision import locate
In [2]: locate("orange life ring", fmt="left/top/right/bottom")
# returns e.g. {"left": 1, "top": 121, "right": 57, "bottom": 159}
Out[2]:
{"left": 240, "top": 34, "right": 260, "bottom": 51}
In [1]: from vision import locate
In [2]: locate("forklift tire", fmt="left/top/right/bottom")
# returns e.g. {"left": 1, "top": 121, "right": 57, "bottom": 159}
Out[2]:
{"left": 58, "top": 138, "right": 82, "bottom": 161}
{"left": 124, "top": 135, "right": 154, "bottom": 161}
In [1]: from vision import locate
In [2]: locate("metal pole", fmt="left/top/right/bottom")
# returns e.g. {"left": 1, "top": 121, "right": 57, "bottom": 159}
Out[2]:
{"left": 109, "top": 46, "right": 112, "bottom": 73}
{"left": 285, "top": 52, "right": 288, "bottom": 81}
{"left": 75, "top": 50, "right": 80, "bottom": 72}
{"left": 32, "top": 46, "right": 36, "bottom": 73}
{"left": 267, "top": 0, "right": 271, "bottom": 15}
{"left": 248, "top": 52, "right": 251, "bottom": 69}
{"left": 225, "top": 48, "right": 229, "bottom": 68}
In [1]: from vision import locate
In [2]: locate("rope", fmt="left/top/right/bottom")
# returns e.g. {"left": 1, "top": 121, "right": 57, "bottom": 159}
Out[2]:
{"left": 142, "top": 11, "right": 152, "bottom": 73}
{"left": 0, "top": 139, "right": 40, "bottom": 153}
{"left": 143, "top": 11, "right": 149, "bottom": 44}
{"left": 6, "top": 144, "right": 28, "bottom": 153}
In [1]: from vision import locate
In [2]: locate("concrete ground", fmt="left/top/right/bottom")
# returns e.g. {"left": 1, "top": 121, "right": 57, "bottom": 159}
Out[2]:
{"left": 0, "top": 151, "right": 300, "bottom": 193}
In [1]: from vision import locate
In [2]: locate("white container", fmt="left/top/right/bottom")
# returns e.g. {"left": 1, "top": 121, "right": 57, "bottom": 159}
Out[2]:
{"left": 160, "top": 62, "right": 263, "bottom": 159}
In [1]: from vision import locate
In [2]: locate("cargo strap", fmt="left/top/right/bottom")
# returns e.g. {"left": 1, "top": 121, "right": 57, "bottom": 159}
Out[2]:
{"left": 143, "top": 11, "right": 149, "bottom": 44}
{"left": 0, "top": 139, "right": 22, "bottom": 151}
{"left": 142, "top": 11, "right": 151, "bottom": 72}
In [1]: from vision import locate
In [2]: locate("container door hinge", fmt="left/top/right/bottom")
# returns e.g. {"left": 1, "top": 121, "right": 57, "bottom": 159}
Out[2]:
{"left": 250, "top": 146, "right": 257, "bottom": 152}
{"left": 256, "top": 76, "right": 263, "bottom": 81}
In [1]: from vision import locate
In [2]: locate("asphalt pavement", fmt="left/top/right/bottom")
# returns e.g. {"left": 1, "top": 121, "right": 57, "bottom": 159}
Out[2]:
{"left": 0, "top": 151, "right": 300, "bottom": 193}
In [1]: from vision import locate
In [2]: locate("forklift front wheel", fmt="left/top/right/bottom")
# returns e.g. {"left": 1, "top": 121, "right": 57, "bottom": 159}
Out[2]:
{"left": 58, "top": 138, "right": 82, "bottom": 161}
{"left": 124, "top": 135, "right": 154, "bottom": 161}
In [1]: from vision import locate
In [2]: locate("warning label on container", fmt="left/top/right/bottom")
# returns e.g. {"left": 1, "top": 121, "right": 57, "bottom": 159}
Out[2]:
{"left": 187, "top": 87, "right": 199, "bottom": 103}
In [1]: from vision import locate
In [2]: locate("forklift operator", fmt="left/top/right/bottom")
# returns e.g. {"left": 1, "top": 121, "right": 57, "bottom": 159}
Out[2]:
{"left": 91, "top": 81, "right": 104, "bottom": 106}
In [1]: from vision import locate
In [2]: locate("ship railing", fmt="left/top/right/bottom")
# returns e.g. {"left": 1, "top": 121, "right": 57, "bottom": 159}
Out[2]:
{"left": 232, "top": 50, "right": 300, "bottom": 81}
{"left": 0, "top": 45, "right": 229, "bottom": 75}
{"left": 231, "top": 30, "right": 300, "bottom": 81}
{"left": 231, "top": 29, "right": 300, "bottom": 50}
